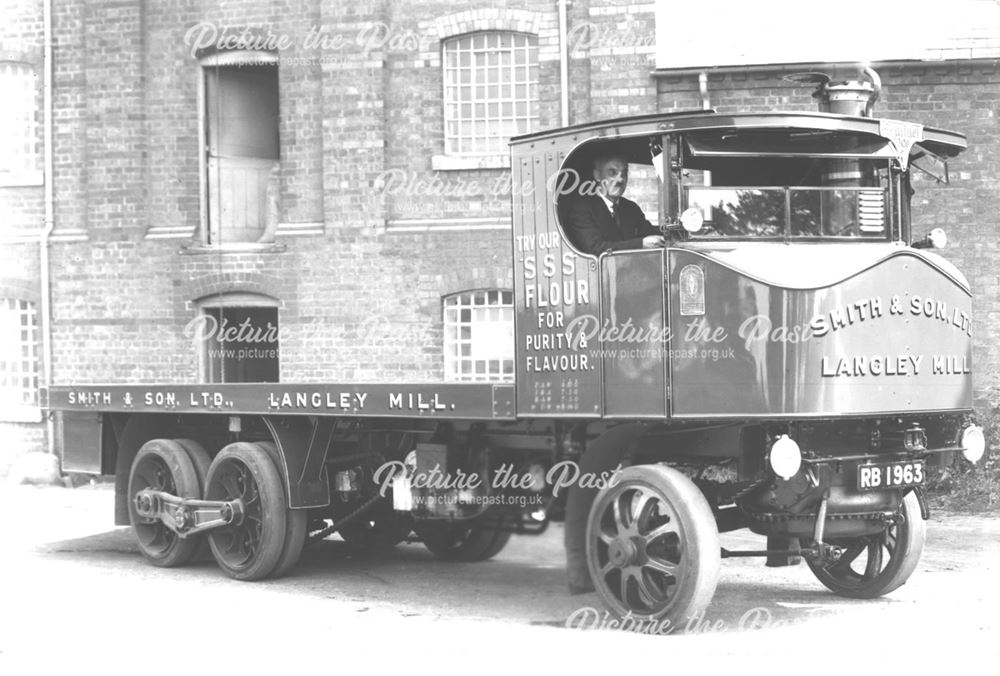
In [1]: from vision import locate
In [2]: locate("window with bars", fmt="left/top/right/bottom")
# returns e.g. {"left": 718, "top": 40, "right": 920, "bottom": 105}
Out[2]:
{"left": 443, "top": 32, "right": 538, "bottom": 156}
{"left": 443, "top": 290, "right": 514, "bottom": 382}
{"left": 0, "top": 299, "right": 39, "bottom": 411}
{"left": 0, "top": 63, "right": 38, "bottom": 178}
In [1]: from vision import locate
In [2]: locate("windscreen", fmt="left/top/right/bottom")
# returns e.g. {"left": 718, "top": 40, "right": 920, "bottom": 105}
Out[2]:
{"left": 674, "top": 131, "right": 898, "bottom": 240}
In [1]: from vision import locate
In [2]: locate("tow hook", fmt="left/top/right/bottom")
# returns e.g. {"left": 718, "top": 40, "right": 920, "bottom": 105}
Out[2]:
{"left": 721, "top": 491, "right": 843, "bottom": 565}
{"left": 133, "top": 488, "right": 245, "bottom": 537}
{"left": 800, "top": 541, "right": 845, "bottom": 566}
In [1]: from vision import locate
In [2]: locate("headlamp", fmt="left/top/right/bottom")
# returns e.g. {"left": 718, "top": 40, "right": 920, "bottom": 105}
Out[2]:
{"left": 768, "top": 434, "right": 802, "bottom": 480}
{"left": 960, "top": 425, "right": 986, "bottom": 464}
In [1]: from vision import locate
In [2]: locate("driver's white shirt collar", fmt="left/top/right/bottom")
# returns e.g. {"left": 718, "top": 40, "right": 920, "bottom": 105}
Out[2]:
{"left": 598, "top": 193, "right": 617, "bottom": 214}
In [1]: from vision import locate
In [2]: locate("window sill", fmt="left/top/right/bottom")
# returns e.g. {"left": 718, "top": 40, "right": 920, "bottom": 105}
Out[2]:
{"left": 431, "top": 154, "right": 510, "bottom": 171}
{"left": 0, "top": 171, "right": 44, "bottom": 188}
{"left": 0, "top": 406, "right": 42, "bottom": 423}
{"left": 178, "top": 241, "right": 288, "bottom": 255}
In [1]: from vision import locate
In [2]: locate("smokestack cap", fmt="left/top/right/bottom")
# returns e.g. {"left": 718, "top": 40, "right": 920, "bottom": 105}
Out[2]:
{"left": 784, "top": 67, "right": 882, "bottom": 117}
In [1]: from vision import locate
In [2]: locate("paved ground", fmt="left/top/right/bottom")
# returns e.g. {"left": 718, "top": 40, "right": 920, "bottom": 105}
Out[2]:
{"left": 2, "top": 483, "right": 998, "bottom": 673}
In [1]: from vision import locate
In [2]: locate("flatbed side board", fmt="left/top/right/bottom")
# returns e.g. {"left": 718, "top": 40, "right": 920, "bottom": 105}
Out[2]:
{"left": 45, "top": 383, "right": 517, "bottom": 420}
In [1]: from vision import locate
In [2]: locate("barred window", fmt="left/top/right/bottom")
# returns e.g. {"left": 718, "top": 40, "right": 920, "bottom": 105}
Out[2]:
{"left": 443, "top": 32, "right": 538, "bottom": 155}
{"left": 0, "top": 63, "right": 38, "bottom": 176}
{"left": 444, "top": 290, "right": 514, "bottom": 382}
{"left": 0, "top": 299, "right": 39, "bottom": 409}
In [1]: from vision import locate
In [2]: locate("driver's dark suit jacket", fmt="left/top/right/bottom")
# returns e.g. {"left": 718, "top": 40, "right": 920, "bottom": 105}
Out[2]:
{"left": 564, "top": 194, "right": 660, "bottom": 255}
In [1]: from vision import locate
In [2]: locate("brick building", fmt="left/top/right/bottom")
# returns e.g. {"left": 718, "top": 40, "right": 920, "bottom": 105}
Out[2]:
{"left": 1, "top": 0, "right": 998, "bottom": 471}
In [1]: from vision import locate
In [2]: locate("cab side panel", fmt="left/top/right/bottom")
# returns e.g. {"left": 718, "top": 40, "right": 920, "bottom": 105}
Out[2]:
{"left": 512, "top": 145, "right": 601, "bottom": 417}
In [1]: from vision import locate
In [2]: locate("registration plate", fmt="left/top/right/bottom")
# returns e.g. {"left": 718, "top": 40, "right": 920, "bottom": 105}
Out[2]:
{"left": 857, "top": 461, "right": 925, "bottom": 491}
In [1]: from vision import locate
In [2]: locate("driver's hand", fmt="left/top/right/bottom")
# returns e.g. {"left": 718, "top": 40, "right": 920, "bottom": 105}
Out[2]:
{"left": 642, "top": 235, "right": 666, "bottom": 248}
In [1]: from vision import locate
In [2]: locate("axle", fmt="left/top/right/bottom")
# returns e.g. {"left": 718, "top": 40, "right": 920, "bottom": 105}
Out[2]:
{"left": 721, "top": 544, "right": 844, "bottom": 565}
{"left": 133, "top": 489, "right": 243, "bottom": 537}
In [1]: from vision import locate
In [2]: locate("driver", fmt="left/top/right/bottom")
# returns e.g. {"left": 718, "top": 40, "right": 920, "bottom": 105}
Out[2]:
{"left": 564, "top": 153, "right": 666, "bottom": 255}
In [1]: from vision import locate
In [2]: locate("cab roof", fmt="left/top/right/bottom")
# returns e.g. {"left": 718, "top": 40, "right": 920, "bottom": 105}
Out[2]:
{"left": 509, "top": 110, "right": 966, "bottom": 160}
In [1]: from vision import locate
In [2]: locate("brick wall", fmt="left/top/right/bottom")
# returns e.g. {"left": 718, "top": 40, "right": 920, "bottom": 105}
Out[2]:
{"left": 42, "top": 0, "right": 563, "bottom": 396}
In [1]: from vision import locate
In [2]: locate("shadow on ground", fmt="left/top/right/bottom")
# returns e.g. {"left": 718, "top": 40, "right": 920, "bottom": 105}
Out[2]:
{"left": 28, "top": 524, "right": 890, "bottom": 630}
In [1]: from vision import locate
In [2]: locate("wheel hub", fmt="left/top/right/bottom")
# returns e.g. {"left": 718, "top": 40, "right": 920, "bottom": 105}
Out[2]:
{"left": 174, "top": 506, "right": 189, "bottom": 531}
{"left": 608, "top": 537, "right": 644, "bottom": 568}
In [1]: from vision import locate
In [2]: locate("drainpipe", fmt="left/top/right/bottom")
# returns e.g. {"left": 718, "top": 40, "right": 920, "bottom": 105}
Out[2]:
{"left": 698, "top": 72, "right": 710, "bottom": 194}
{"left": 558, "top": 0, "right": 570, "bottom": 126}
{"left": 698, "top": 71, "right": 710, "bottom": 110}
{"left": 41, "top": 0, "right": 55, "bottom": 456}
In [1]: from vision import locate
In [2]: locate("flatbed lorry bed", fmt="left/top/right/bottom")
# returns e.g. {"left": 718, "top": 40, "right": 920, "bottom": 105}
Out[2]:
{"left": 47, "top": 383, "right": 517, "bottom": 420}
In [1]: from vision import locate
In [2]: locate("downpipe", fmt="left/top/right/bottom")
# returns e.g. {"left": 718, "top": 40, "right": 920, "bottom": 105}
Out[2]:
{"left": 41, "top": 0, "right": 55, "bottom": 457}
{"left": 558, "top": 0, "right": 570, "bottom": 126}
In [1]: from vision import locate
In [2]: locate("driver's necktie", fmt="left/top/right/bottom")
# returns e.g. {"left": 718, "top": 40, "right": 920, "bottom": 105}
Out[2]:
{"left": 612, "top": 201, "right": 631, "bottom": 238}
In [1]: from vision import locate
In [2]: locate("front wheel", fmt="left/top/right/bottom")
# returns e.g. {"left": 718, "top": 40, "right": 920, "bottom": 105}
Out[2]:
{"left": 807, "top": 491, "right": 925, "bottom": 599}
{"left": 586, "top": 464, "right": 720, "bottom": 627}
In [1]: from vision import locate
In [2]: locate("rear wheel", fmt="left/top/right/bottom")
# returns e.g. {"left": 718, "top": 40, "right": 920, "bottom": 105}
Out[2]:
{"left": 257, "top": 441, "right": 307, "bottom": 578}
{"left": 586, "top": 464, "right": 720, "bottom": 627}
{"left": 807, "top": 491, "right": 925, "bottom": 599}
{"left": 172, "top": 438, "right": 212, "bottom": 562}
{"left": 339, "top": 505, "right": 411, "bottom": 550}
{"left": 173, "top": 438, "right": 211, "bottom": 488}
{"left": 414, "top": 521, "right": 511, "bottom": 561}
{"left": 205, "top": 442, "right": 288, "bottom": 581}
{"left": 127, "top": 439, "right": 202, "bottom": 567}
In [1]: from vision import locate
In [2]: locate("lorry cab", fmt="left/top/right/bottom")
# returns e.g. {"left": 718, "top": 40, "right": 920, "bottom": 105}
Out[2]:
{"left": 510, "top": 74, "right": 970, "bottom": 421}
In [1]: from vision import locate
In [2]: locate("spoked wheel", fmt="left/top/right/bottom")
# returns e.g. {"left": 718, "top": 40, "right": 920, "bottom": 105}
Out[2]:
{"left": 340, "top": 505, "right": 411, "bottom": 550}
{"left": 127, "top": 439, "right": 202, "bottom": 567}
{"left": 586, "top": 464, "right": 720, "bottom": 626}
{"left": 808, "top": 491, "right": 926, "bottom": 599}
{"left": 414, "top": 520, "right": 511, "bottom": 562}
{"left": 205, "top": 442, "right": 288, "bottom": 581}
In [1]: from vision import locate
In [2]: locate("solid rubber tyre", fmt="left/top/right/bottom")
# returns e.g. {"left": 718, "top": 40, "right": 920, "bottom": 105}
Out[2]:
{"left": 339, "top": 504, "right": 411, "bottom": 550}
{"left": 256, "top": 441, "right": 307, "bottom": 578}
{"left": 173, "top": 438, "right": 213, "bottom": 562}
{"left": 414, "top": 520, "right": 511, "bottom": 561}
{"left": 127, "top": 439, "right": 203, "bottom": 567}
{"left": 205, "top": 442, "right": 288, "bottom": 581}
